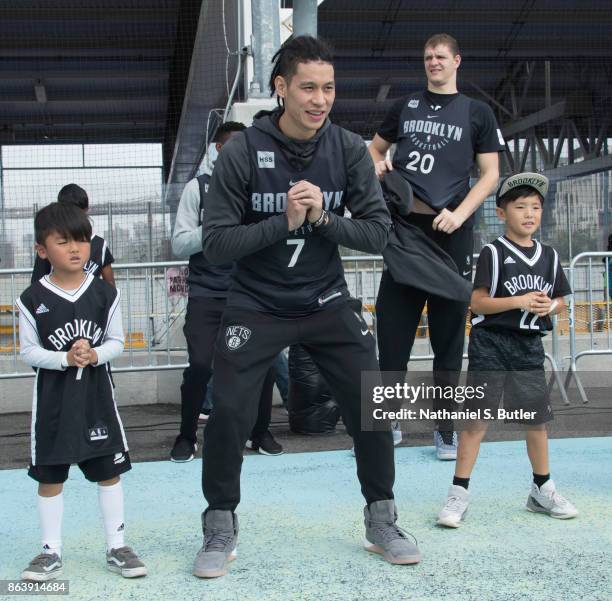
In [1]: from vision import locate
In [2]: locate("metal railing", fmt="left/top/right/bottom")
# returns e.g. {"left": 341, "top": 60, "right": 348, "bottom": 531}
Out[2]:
{"left": 0, "top": 255, "right": 574, "bottom": 402}
{"left": 565, "top": 251, "right": 612, "bottom": 403}
{"left": 1, "top": 257, "right": 386, "bottom": 379}
{"left": 0, "top": 262, "right": 190, "bottom": 379}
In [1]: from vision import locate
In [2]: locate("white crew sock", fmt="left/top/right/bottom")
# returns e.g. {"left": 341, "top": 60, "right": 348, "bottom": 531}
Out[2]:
{"left": 98, "top": 481, "right": 125, "bottom": 551}
{"left": 38, "top": 493, "right": 63, "bottom": 558}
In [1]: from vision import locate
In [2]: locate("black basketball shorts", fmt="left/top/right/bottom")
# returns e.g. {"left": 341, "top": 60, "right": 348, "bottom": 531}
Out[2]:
{"left": 28, "top": 451, "right": 132, "bottom": 484}
{"left": 466, "top": 327, "right": 553, "bottom": 425}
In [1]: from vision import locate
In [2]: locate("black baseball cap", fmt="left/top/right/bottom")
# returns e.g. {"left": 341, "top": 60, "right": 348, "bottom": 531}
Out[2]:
{"left": 496, "top": 172, "right": 549, "bottom": 206}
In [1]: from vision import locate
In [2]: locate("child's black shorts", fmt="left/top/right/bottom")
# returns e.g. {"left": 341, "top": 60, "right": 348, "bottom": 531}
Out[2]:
{"left": 28, "top": 451, "right": 132, "bottom": 484}
{"left": 466, "top": 327, "right": 553, "bottom": 425}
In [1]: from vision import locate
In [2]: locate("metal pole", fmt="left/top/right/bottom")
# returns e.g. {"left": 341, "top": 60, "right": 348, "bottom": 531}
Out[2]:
{"left": 293, "top": 0, "right": 318, "bottom": 37}
{"left": 566, "top": 192, "right": 572, "bottom": 263}
{"left": 604, "top": 171, "right": 610, "bottom": 249}
{"left": 147, "top": 202, "right": 156, "bottom": 343}
{"left": 147, "top": 201, "right": 153, "bottom": 263}
{"left": 0, "top": 146, "right": 5, "bottom": 255}
{"left": 32, "top": 203, "right": 38, "bottom": 266}
{"left": 249, "top": 0, "right": 280, "bottom": 98}
{"left": 566, "top": 261, "right": 578, "bottom": 395}
{"left": 107, "top": 203, "right": 114, "bottom": 256}
{"left": 545, "top": 61, "right": 553, "bottom": 166}
{"left": 544, "top": 60, "right": 551, "bottom": 108}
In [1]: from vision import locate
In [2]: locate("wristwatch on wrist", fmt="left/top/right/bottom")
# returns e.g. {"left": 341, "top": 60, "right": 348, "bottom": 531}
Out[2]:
{"left": 311, "top": 209, "right": 328, "bottom": 228}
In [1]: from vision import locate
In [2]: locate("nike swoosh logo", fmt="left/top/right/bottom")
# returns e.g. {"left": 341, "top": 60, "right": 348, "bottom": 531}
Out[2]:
{"left": 361, "top": 329, "right": 369, "bottom": 336}
{"left": 427, "top": 115, "right": 439, "bottom": 119}
{"left": 289, "top": 180, "right": 298, "bottom": 186}
{"left": 462, "top": 270, "right": 471, "bottom": 276}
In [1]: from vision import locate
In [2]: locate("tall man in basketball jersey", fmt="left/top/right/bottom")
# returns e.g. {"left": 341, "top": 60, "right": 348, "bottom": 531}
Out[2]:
{"left": 436, "top": 172, "right": 578, "bottom": 527}
{"left": 169, "top": 121, "right": 282, "bottom": 462}
{"left": 192, "top": 35, "right": 420, "bottom": 579}
{"left": 369, "top": 33, "right": 505, "bottom": 459}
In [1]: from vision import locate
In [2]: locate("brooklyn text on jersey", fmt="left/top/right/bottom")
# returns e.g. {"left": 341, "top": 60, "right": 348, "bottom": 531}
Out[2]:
{"left": 251, "top": 190, "right": 344, "bottom": 213}
{"left": 48, "top": 318, "right": 104, "bottom": 350}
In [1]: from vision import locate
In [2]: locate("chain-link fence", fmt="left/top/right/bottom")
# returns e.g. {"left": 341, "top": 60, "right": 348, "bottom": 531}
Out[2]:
{"left": 2, "top": 148, "right": 611, "bottom": 275}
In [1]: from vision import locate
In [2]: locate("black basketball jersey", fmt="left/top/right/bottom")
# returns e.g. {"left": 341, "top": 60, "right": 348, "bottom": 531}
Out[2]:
{"left": 392, "top": 92, "right": 478, "bottom": 210}
{"left": 17, "top": 275, "right": 127, "bottom": 465}
{"left": 186, "top": 174, "right": 234, "bottom": 297}
{"left": 227, "top": 124, "right": 348, "bottom": 315}
{"left": 31, "top": 234, "right": 113, "bottom": 283}
{"left": 471, "top": 237, "right": 565, "bottom": 333}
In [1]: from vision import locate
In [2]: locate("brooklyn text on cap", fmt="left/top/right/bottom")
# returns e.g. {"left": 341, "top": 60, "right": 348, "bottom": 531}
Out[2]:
{"left": 496, "top": 172, "right": 549, "bottom": 206}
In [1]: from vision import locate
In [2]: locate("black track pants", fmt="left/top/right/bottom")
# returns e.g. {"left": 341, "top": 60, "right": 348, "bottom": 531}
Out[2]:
{"left": 376, "top": 215, "right": 474, "bottom": 431}
{"left": 202, "top": 301, "right": 395, "bottom": 511}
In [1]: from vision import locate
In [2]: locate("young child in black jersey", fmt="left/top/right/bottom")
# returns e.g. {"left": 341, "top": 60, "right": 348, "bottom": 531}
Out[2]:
{"left": 17, "top": 203, "right": 146, "bottom": 581}
{"left": 437, "top": 172, "right": 578, "bottom": 528}
{"left": 31, "top": 184, "right": 115, "bottom": 285}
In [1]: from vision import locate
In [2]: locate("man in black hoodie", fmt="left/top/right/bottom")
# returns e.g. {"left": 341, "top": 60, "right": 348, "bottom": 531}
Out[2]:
{"left": 193, "top": 36, "right": 420, "bottom": 579}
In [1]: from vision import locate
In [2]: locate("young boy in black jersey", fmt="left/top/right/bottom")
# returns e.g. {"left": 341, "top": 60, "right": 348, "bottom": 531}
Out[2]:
{"left": 31, "top": 184, "right": 115, "bottom": 285}
{"left": 436, "top": 172, "right": 578, "bottom": 527}
{"left": 17, "top": 203, "right": 146, "bottom": 580}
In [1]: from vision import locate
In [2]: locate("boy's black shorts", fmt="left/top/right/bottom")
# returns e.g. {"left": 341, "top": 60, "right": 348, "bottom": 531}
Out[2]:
{"left": 28, "top": 451, "right": 131, "bottom": 484}
{"left": 466, "top": 327, "right": 553, "bottom": 425}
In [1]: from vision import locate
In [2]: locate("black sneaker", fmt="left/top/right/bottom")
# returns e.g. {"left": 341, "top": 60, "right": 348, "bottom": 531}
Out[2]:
{"left": 170, "top": 435, "right": 197, "bottom": 462}
{"left": 246, "top": 430, "right": 283, "bottom": 456}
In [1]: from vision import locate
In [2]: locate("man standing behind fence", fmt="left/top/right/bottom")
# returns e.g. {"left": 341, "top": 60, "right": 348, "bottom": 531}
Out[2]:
{"left": 169, "top": 122, "right": 282, "bottom": 462}
{"left": 369, "top": 33, "right": 504, "bottom": 460}
{"left": 194, "top": 35, "right": 420, "bottom": 579}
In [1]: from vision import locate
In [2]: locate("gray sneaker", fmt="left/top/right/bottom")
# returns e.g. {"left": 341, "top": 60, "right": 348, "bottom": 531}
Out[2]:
{"left": 21, "top": 552, "right": 63, "bottom": 581}
{"left": 193, "top": 509, "right": 238, "bottom": 578}
{"left": 363, "top": 500, "right": 421, "bottom": 565}
{"left": 106, "top": 546, "right": 147, "bottom": 578}
{"left": 434, "top": 431, "right": 458, "bottom": 461}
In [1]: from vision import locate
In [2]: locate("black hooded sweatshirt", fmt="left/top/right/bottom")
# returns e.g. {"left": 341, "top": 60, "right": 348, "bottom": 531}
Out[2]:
{"left": 202, "top": 110, "right": 391, "bottom": 316}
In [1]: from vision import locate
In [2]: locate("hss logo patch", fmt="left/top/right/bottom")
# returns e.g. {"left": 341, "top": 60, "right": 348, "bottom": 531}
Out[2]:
{"left": 225, "top": 325, "right": 252, "bottom": 350}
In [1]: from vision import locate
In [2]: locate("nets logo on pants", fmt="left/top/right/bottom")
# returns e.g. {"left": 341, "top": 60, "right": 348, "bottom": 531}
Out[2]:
{"left": 225, "top": 325, "right": 252, "bottom": 350}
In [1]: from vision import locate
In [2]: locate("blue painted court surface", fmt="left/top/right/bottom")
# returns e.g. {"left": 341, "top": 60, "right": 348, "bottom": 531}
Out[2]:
{"left": 1, "top": 438, "right": 610, "bottom": 601}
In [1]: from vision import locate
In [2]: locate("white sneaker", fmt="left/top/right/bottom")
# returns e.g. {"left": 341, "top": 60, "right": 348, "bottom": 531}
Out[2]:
{"left": 434, "top": 431, "right": 457, "bottom": 460}
{"left": 437, "top": 484, "right": 469, "bottom": 528}
{"left": 526, "top": 480, "right": 578, "bottom": 519}
{"left": 392, "top": 421, "right": 402, "bottom": 446}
